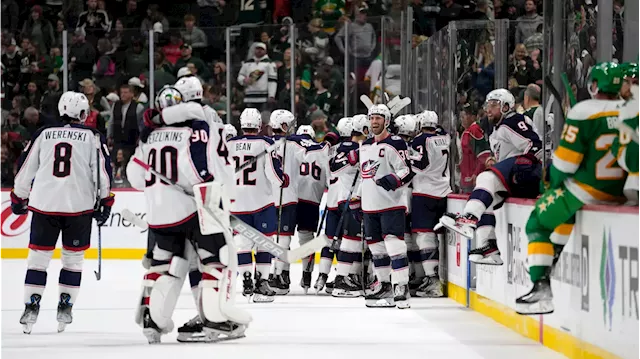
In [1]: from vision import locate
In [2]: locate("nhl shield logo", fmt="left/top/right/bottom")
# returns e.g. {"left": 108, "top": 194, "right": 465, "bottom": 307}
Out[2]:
{"left": 73, "top": 240, "right": 79, "bottom": 246}
{"left": 262, "top": 223, "right": 267, "bottom": 229}
{"left": 283, "top": 225, "right": 289, "bottom": 231}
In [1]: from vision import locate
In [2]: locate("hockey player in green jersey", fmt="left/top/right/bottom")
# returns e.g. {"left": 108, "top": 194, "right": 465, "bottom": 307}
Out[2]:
{"left": 612, "top": 62, "right": 639, "bottom": 204}
{"left": 516, "top": 62, "right": 627, "bottom": 315}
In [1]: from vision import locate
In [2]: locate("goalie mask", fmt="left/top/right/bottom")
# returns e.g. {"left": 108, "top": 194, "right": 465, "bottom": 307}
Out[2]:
{"left": 58, "top": 91, "right": 90, "bottom": 122}
{"left": 155, "top": 86, "right": 183, "bottom": 110}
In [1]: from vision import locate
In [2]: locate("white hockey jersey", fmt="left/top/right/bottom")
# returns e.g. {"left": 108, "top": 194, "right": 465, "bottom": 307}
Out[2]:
{"left": 327, "top": 141, "right": 360, "bottom": 210}
{"left": 296, "top": 138, "right": 330, "bottom": 205}
{"left": 227, "top": 134, "right": 286, "bottom": 213}
{"left": 410, "top": 132, "right": 453, "bottom": 198}
{"left": 358, "top": 135, "right": 414, "bottom": 213}
{"left": 272, "top": 135, "right": 307, "bottom": 206}
{"left": 162, "top": 102, "right": 223, "bottom": 127}
{"left": 490, "top": 112, "right": 543, "bottom": 162}
{"left": 13, "top": 124, "right": 112, "bottom": 215}
{"left": 127, "top": 119, "right": 233, "bottom": 228}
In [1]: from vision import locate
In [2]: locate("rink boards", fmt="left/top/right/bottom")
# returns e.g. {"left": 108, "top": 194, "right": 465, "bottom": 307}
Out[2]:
{"left": 1, "top": 189, "right": 638, "bottom": 358}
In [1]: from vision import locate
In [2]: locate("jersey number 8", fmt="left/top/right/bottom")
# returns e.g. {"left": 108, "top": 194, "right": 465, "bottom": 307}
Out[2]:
{"left": 53, "top": 143, "right": 72, "bottom": 178}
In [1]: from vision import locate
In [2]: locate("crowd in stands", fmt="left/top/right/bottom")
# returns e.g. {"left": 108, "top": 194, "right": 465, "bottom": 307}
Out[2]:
{"left": 0, "top": 0, "right": 625, "bottom": 190}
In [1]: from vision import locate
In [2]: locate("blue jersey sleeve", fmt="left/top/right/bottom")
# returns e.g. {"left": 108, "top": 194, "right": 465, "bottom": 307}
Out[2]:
{"left": 190, "top": 121, "right": 213, "bottom": 182}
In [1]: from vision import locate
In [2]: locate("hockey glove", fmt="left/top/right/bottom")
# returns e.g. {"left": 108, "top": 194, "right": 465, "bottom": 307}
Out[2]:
{"left": 324, "top": 132, "right": 339, "bottom": 146}
{"left": 349, "top": 197, "right": 363, "bottom": 222}
{"left": 94, "top": 192, "right": 115, "bottom": 226}
{"left": 376, "top": 174, "right": 402, "bottom": 191}
{"left": 10, "top": 190, "right": 28, "bottom": 215}
{"left": 141, "top": 109, "right": 163, "bottom": 143}
{"left": 280, "top": 173, "right": 290, "bottom": 188}
{"left": 347, "top": 149, "right": 359, "bottom": 166}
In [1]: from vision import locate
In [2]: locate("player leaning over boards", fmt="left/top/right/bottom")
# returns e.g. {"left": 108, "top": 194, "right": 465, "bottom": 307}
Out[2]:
{"left": 12, "top": 92, "right": 114, "bottom": 334}
{"left": 611, "top": 62, "right": 639, "bottom": 205}
{"left": 516, "top": 62, "right": 627, "bottom": 315}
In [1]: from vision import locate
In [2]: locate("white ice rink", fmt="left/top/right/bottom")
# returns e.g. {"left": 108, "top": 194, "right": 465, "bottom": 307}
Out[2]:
{"left": 2, "top": 260, "right": 567, "bottom": 359}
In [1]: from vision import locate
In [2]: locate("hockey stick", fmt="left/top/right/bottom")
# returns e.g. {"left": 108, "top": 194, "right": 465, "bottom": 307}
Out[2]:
{"left": 360, "top": 95, "right": 374, "bottom": 110}
{"left": 329, "top": 169, "right": 361, "bottom": 252}
{"left": 274, "top": 120, "right": 297, "bottom": 246}
{"left": 131, "top": 158, "right": 327, "bottom": 263}
{"left": 389, "top": 97, "right": 411, "bottom": 117}
{"left": 94, "top": 134, "right": 102, "bottom": 281}
{"left": 122, "top": 209, "right": 148, "bottom": 230}
{"left": 235, "top": 137, "right": 286, "bottom": 173}
{"left": 544, "top": 76, "right": 566, "bottom": 126}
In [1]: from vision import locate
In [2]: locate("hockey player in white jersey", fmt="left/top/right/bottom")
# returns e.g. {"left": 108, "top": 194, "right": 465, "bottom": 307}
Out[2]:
{"left": 224, "top": 124, "right": 238, "bottom": 140}
{"left": 352, "top": 104, "right": 415, "bottom": 308}
{"left": 12, "top": 91, "right": 114, "bottom": 334}
{"left": 331, "top": 114, "right": 369, "bottom": 297}
{"left": 159, "top": 76, "right": 224, "bottom": 126}
{"left": 336, "top": 117, "right": 353, "bottom": 141}
{"left": 228, "top": 108, "right": 288, "bottom": 303}
{"left": 409, "top": 111, "right": 451, "bottom": 297}
{"left": 269, "top": 109, "right": 307, "bottom": 294}
{"left": 127, "top": 88, "right": 250, "bottom": 344}
{"left": 437, "top": 89, "right": 542, "bottom": 265}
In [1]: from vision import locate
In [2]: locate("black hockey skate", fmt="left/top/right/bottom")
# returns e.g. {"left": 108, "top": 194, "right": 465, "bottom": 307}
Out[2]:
{"left": 415, "top": 275, "right": 444, "bottom": 298}
{"left": 281, "top": 270, "right": 291, "bottom": 285}
{"left": 393, "top": 284, "right": 411, "bottom": 309}
{"left": 300, "top": 271, "right": 312, "bottom": 294}
{"left": 365, "top": 282, "right": 395, "bottom": 308}
{"left": 314, "top": 273, "right": 328, "bottom": 294}
{"left": 325, "top": 278, "right": 335, "bottom": 294}
{"left": 56, "top": 293, "right": 73, "bottom": 333}
{"left": 242, "top": 272, "right": 254, "bottom": 301}
{"left": 177, "top": 315, "right": 209, "bottom": 342}
{"left": 469, "top": 239, "right": 503, "bottom": 265}
{"left": 408, "top": 275, "right": 425, "bottom": 297}
{"left": 331, "top": 275, "right": 362, "bottom": 298}
{"left": 253, "top": 273, "right": 276, "bottom": 303}
{"left": 142, "top": 308, "right": 162, "bottom": 344}
{"left": 20, "top": 294, "right": 41, "bottom": 334}
{"left": 515, "top": 278, "right": 554, "bottom": 315}
{"left": 202, "top": 320, "right": 247, "bottom": 342}
{"left": 269, "top": 273, "right": 290, "bottom": 295}
{"left": 435, "top": 212, "right": 478, "bottom": 238}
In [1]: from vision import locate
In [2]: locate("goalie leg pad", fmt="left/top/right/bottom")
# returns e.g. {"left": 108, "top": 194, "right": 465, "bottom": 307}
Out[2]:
{"left": 24, "top": 249, "right": 54, "bottom": 303}
{"left": 193, "top": 182, "right": 231, "bottom": 235}
{"left": 59, "top": 248, "right": 84, "bottom": 304}
{"left": 148, "top": 255, "right": 189, "bottom": 333}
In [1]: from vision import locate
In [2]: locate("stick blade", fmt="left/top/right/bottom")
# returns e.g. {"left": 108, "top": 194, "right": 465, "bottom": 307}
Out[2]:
{"left": 286, "top": 235, "right": 330, "bottom": 263}
{"left": 122, "top": 208, "right": 148, "bottom": 230}
{"left": 94, "top": 271, "right": 101, "bottom": 280}
{"left": 360, "top": 95, "right": 373, "bottom": 109}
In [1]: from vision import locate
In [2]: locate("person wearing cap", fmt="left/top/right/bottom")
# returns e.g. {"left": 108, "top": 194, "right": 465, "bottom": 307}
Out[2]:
{"left": 69, "top": 29, "right": 96, "bottom": 89}
{"left": 40, "top": 74, "right": 63, "bottom": 119}
{"left": 334, "top": 6, "right": 376, "bottom": 80}
{"left": 313, "top": 0, "right": 345, "bottom": 35}
{"left": 21, "top": 5, "right": 54, "bottom": 55}
{"left": 174, "top": 43, "right": 209, "bottom": 80}
{"left": 2, "top": 110, "right": 30, "bottom": 142}
{"left": 237, "top": 42, "right": 278, "bottom": 110}
{"left": 128, "top": 77, "right": 149, "bottom": 104}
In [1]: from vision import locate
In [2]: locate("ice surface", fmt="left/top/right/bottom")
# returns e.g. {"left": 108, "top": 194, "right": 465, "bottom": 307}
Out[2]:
{"left": 2, "top": 260, "right": 567, "bottom": 359}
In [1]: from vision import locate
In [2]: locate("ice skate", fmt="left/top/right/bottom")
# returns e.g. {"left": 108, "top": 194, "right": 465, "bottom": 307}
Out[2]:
{"left": 300, "top": 271, "right": 312, "bottom": 294}
{"left": 253, "top": 273, "right": 276, "bottom": 303}
{"left": 469, "top": 239, "right": 503, "bottom": 265}
{"left": 516, "top": 278, "right": 554, "bottom": 315}
{"left": 415, "top": 275, "right": 444, "bottom": 298}
{"left": 242, "top": 272, "right": 254, "bottom": 301}
{"left": 393, "top": 284, "right": 411, "bottom": 309}
{"left": 365, "top": 282, "right": 395, "bottom": 308}
{"left": 142, "top": 308, "right": 162, "bottom": 344}
{"left": 20, "top": 294, "right": 41, "bottom": 334}
{"left": 56, "top": 293, "right": 73, "bottom": 333}
{"left": 408, "top": 275, "right": 425, "bottom": 297}
{"left": 324, "top": 279, "right": 335, "bottom": 294}
{"left": 269, "top": 273, "right": 290, "bottom": 295}
{"left": 435, "top": 212, "right": 477, "bottom": 238}
{"left": 331, "top": 275, "right": 362, "bottom": 297}
{"left": 314, "top": 273, "right": 328, "bottom": 294}
{"left": 202, "top": 320, "right": 247, "bottom": 342}
{"left": 177, "top": 315, "right": 210, "bottom": 342}
{"left": 281, "top": 270, "right": 291, "bottom": 285}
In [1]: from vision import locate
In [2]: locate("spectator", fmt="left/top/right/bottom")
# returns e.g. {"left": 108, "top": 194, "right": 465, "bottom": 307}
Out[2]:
{"left": 140, "top": 4, "right": 169, "bottom": 38}
{"left": 509, "top": 43, "right": 535, "bottom": 88}
{"left": 62, "top": 0, "right": 85, "bottom": 29}
{"left": 1, "top": 0, "right": 20, "bottom": 35}
{"left": 53, "top": 18, "right": 69, "bottom": 48}
{"left": 473, "top": 42, "right": 495, "bottom": 99}
{"left": 94, "top": 37, "right": 117, "bottom": 90}
{"left": 524, "top": 23, "right": 543, "bottom": 53}
{"left": 1, "top": 142, "right": 16, "bottom": 188}
{"left": 210, "top": 61, "right": 226, "bottom": 89}
{"left": 142, "top": 51, "right": 177, "bottom": 93}
{"left": 21, "top": 5, "right": 55, "bottom": 56}
{"left": 186, "top": 63, "right": 206, "bottom": 84}
{"left": 79, "top": 78, "right": 109, "bottom": 132}
{"left": 69, "top": 28, "right": 97, "bottom": 90}
{"left": 128, "top": 77, "right": 148, "bottom": 104}
{"left": 23, "top": 41, "right": 52, "bottom": 86}
{"left": 523, "top": 84, "right": 545, "bottom": 136}
{"left": 237, "top": 42, "right": 278, "bottom": 111}
{"left": 163, "top": 31, "right": 184, "bottom": 65}
{"left": 278, "top": 76, "right": 308, "bottom": 122}
{"left": 12, "top": 95, "right": 29, "bottom": 118}
{"left": 307, "top": 71, "right": 333, "bottom": 115}
{"left": 106, "top": 19, "right": 129, "bottom": 58}
{"left": 300, "top": 18, "right": 329, "bottom": 67}
{"left": 335, "top": 7, "right": 377, "bottom": 80}
{"left": 124, "top": 37, "right": 149, "bottom": 80}
{"left": 49, "top": 47, "right": 63, "bottom": 74}
{"left": 76, "top": 0, "right": 111, "bottom": 47}
{"left": 2, "top": 38, "right": 21, "bottom": 101}
{"left": 40, "top": 74, "right": 62, "bottom": 119}
{"left": 174, "top": 43, "right": 209, "bottom": 80}
{"left": 313, "top": 0, "right": 345, "bottom": 35}
{"left": 270, "top": 17, "right": 294, "bottom": 58}
{"left": 26, "top": 81, "right": 42, "bottom": 109}
{"left": 437, "top": 0, "right": 463, "bottom": 31}
{"left": 23, "top": 106, "right": 48, "bottom": 136}
{"left": 459, "top": 103, "right": 491, "bottom": 193}
{"left": 111, "top": 148, "right": 131, "bottom": 188}
{"left": 120, "top": 0, "right": 143, "bottom": 29}
{"left": 107, "top": 84, "right": 144, "bottom": 156}
{"left": 277, "top": 47, "right": 300, "bottom": 94}
{"left": 515, "top": 0, "right": 543, "bottom": 45}
{"left": 180, "top": 14, "right": 207, "bottom": 54}
{"left": 3, "top": 111, "right": 30, "bottom": 141}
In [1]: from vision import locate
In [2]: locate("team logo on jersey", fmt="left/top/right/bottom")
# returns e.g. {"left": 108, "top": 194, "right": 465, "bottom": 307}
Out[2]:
{"left": 361, "top": 160, "right": 380, "bottom": 179}
{"left": 0, "top": 200, "right": 31, "bottom": 237}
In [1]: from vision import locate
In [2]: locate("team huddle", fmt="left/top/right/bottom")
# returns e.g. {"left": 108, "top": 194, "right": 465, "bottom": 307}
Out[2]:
{"left": 9, "top": 61, "right": 638, "bottom": 343}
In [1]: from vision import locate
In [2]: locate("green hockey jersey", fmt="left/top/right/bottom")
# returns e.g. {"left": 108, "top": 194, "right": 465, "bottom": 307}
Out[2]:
{"left": 237, "top": 0, "right": 264, "bottom": 24}
{"left": 551, "top": 98, "right": 627, "bottom": 204}
{"left": 612, "top": 85, "right": 639, "bottom": 196}
{"left": 314, "top": 0, "right": 345, "bottom": 34}
{"left": 307, "top": 89, "right": 333, "bottom": 115}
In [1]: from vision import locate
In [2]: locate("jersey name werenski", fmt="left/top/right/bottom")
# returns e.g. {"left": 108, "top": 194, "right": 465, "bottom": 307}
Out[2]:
{"left": 44, "top": 130, "right": 88, "bottom": 142}
{"left": 146, "top": 131, "right": 184, "bottom": 144}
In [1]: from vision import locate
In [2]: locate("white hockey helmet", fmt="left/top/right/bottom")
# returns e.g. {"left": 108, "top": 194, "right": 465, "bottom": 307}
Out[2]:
{"left": 239, "top": 108, "right": 262, "bottom": 130}
{"left": 419, "top": 110, "right": 438, "bottom": 129}
{"left": 336, "top": 117, "right": 353, "bottom": 137}
{"left": 155, "top": 85, "right": 183, "bottom": 110}
{"left": 394, "top": 115, "right": 417, "bottom": 137}
{"left": 58, "top": 91, "right": 90, "bottom": 122}
{"left": 296, "top": 125, "right": 316, "bottom": 139}
{"left": 224, "top": 123, "right": 238, "bottom": 140}
{"left": 484, "top": 88, "right": 515, "bottom": 114}
{"left": 270, "top": 109, "right": 295, "bottom": 132}
{"left": 368, "top": 104, "right": 391, "bottom": 127}
{"left": 351, "top": 114, "right": 369, "bottom": 135}
{"left": 174, "top": 76, "right": 203, "bottom": 101}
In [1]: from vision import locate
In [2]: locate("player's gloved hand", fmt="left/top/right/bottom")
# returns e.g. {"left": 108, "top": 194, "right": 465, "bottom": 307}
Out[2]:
{"left": 324, "top": 131, "right": 339, "bottom": 146}
{"left": 375, "top": 174, "right": 401, "bottom": 191}
{"left": 94, "top": 192, "right": 115, "bottom": 226}
{"left": 143, "top": 108, "right": 163, "bottom": 128}
{"left": 349, "top": 197, "right": 363, "bottom": 222}
{"left": 10, "top": 190, "right": 28, "bottom": 215}
{"left": 280, "top": 173, "right": 290, "bottom": 188}
{"left": 347, "top": 149, "right": 359, "bottom": 166}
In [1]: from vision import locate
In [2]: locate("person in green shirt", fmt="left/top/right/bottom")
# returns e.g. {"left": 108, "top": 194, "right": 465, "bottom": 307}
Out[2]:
{"left": 307, "top": 71, "right": 334, "bottom": 115}
{"left": 313, "top": 0, "right": 345, "bottom": 35}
